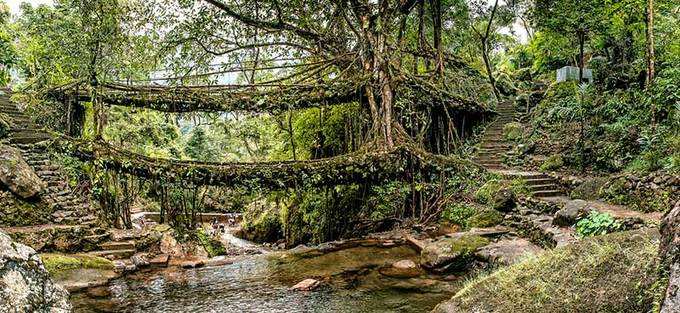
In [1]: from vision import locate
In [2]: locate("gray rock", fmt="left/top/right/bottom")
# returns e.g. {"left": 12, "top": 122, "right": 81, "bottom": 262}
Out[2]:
{"left": 660, "top": 200, "right": 680, "bottom": 313}
{"left": 130, "top": 253, "right": 149, "bottom": 268}
{"left": 492, "top": 188, "right": 515, "bottom": 212}
{"left": 0, "top": 143, "right": 46, "bottom": 198}
{"left": 475, "top": 238, "right": 543, "bottom": 266}
{"left": 420, "top": 233, "right": 489, "bottom": 272}
{"left": 0, "top": 230, "right": 71, "bottom": 312}
{"left": 553, "top": 199, "right": 589, "bottom": 226}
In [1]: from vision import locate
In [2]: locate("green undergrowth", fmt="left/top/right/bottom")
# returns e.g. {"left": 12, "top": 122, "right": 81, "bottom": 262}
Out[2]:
{"left": 575, "top": 211, "right": 621, "bottom": 237}
{"left": 474, "top": 177, "right": 530, "bottom": 205}
{"left": 196, "top": 228, "right": 227, "bottom": 257}
{"left": 441, "top": 203, "right": 503, "bottom": 230}
{"left": 527, "top": 77, "right": 679, "bottom": 173}
{"left": 40, "top": 253, "right": 114, "bottom": 276}
{"left": 435, "top": 230, "right": 659, "bottom": 313}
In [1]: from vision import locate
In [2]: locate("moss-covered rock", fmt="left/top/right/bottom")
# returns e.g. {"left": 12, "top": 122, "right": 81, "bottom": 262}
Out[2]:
{"left": 468, "top": 210, "right": 504, "bottom": 228}
{"left": 540, "top": 154, "right": 564, "bottom": 171}
{"left": 0, "top": 143, "right": 46, "bottom": 198}
{"left": 570, "top": 177, "right": 608, "bottom": 200}
{"left": 420, "top": 233, "right": 490, "bottom": 272}
{"left": 40, "top": 253, "right": 114, "bottom": 276}
{"left": 433, "top": 230, "right": 659, "bottom": 313}
{"left": 237, "top": 198, "right": 283, "bottom": 243}
{"left": 475, "top": 180, "right": 503, "bottom": 205}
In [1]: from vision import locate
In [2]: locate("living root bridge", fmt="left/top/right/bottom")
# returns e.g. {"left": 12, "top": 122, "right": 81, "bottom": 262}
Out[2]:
{"left": 48, "top": 79, "right": 368, "bottom": 113}
{"left": 53, "top": 136, "right": 478, "bottom": 189}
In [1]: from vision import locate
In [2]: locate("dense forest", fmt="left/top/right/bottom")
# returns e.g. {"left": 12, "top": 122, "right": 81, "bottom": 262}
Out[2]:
{"left": 0, "top": 0, "right": 677, "bottom": 312}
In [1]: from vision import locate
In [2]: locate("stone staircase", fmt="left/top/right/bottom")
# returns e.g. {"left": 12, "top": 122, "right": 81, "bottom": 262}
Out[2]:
{"left": 1, "top": 91, "right": 95, "bottom": 226}
{"left": 0, "top": 89, "right": 110, "bottom": 251}
{"left": 473, "top": 102, "right": 517, "bottom": 169}
{"left": 474, "top": 102, "right": 564, "bottom": 198}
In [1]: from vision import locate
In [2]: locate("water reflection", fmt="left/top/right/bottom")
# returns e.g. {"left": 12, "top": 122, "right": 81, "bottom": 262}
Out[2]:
{"left": 72, "top": 246, "right": 460, "bottom": 313}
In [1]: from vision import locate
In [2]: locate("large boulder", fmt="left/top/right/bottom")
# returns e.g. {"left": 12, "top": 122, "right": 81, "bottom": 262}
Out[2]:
{"left": 0, "top": 144, "right": 46, "bottom": 198}
{"left": 475, "top": 238, "right": 543, "bottom": 266}
{"left": 553, "top": 199, "right": 591, "bottom": 227}
{"left": 659, "top": 200, "right": 680, "bottom": 313}
{"left": 492, "top": 188, "right": 515, "bottom": 212}
{"left": 420, "top": 233, "right": 489, "bottom": 272}
{"left": 0, "top": 230, "right": 71, "bottom": 312}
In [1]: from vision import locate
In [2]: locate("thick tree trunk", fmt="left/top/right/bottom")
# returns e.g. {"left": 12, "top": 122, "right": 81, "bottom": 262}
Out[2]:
{"left": 429, "top": 0, "right": 444, "bottom": 75}
{"left": 645, "top": 0, "right": 655, "bottom": 87}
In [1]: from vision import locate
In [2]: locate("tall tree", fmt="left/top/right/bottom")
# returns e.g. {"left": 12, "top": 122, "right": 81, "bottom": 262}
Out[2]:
{"left": 645, "top": 0, "right": 655, "bottom": 87}
{"left": 468, "top": 0, "right": 511, "bottom": 99}
{"left": 532, "top": 0, "right": 606, "bottom": 82}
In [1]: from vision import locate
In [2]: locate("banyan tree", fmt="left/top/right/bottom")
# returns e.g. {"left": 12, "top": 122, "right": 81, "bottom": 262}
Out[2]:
{"left": 42, "top": 0, "right": 498, "bottom": 229}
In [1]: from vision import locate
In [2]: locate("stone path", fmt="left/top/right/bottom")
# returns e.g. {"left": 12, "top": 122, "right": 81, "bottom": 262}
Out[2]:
{"left": 0, "top": 89, "right": 121, "bottom": 258}
{"left": 472, "top": 100, "right": 660, "bottom": 248}
{"left": 544, "top": 196, "right": 662, "bottom": 224}
{"left": 473, "top": 102, "right": 564, "bottom": 198}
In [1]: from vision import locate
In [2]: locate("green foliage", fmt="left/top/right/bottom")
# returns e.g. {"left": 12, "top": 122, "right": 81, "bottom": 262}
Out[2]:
{"left": 503, "top": 122, "right": 523, "bottom": 141}
{"left": 475, "top": 179, "right": 503, "bottom": 205}
{"left": 104, "top": 107, "right": 183, "bottom": 159}
{"left": 575, "top": 211, "right": 621, "bottom": 237}
{"left": 540, "top": 154, "right": 564, "bottom": 171}
{"left": 448, "top": 230, "right": 658, "bottom": 312}
{"left": 196, "top": 228, "right": 226, "bottom": 257}
{"left": 0, "top": 2, "right": 15, "bottom": 85}
{"left": 442, "top": 203, "right": 477, "bottom": 228}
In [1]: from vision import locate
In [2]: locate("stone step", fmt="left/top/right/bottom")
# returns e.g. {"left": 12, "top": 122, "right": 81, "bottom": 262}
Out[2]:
{"left": 525, "top": 178, "right": 556, "bottom": 185}
{"left": 528, "top": 184, "right": 558, "bottom": 192}
{"left": 88, "top": 249, "right": 136, "bottom": 260}
{"left": 531, "top": 190, "right": 563, "bottom": 197}
{"left": 9, "top": 135, "right": 51, "bottom": 145}
{"left": 99, "top": 241, "right": 136, "bottom": 251}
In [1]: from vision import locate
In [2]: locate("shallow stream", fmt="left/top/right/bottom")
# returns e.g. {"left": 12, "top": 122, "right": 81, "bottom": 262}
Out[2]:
{"left": 72, "top": 238, "right": 461, "bottom": 312}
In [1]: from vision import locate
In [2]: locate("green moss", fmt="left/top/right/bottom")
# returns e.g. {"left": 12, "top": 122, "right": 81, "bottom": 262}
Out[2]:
{"left": 503, "top": 122, "right": 524, "bottom": 141}
{"left": 509, "top": 178, "right": 530, "bottom": 196}
{"left": 450, "top": 234, "right": 490, "bottom": 255}
{"left": 196, "top": 228, "right": 226, "bottom": 257}
{"left": 475, "top": 180, "right": 503, "bottom": 205}
{"left": 468, "top": 210, "right": 504, "bottom": 228}
{"left": 540, "top": 154, "right": 564, "bottom": 171}
{"left": 40, "top": 253, "right": 114, "bottom": 275}
{"left": 435, "top": 230, "right": 658, "bottom": 313}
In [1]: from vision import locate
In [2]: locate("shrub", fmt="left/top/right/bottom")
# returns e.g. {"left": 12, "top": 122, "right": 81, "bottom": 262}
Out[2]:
{"left": 540, "top": 154, "right": 564, "bottom": 171}
{"left": 196, "top": 228, "right": 227, "bottom": 257}
{"left": 475, "top": 180, "right": 503, "bottom": 204}
{"left": 503, "top": 122, "right": 524, "bottom": 141}
{"left": 575, "top": 211, "right": 621, "bottom": 237}
{"left": 442, "top": 203, "right": 477, "bottom": 229}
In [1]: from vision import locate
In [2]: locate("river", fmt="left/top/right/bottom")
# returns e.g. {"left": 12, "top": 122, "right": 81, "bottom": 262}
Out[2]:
{"left": 71, "top": 232, "right": 462, "bottom": 312}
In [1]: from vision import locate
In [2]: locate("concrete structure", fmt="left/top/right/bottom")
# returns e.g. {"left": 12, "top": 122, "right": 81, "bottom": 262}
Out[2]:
{"left": 556, "top": 66, "right": 593, "bottom": 84}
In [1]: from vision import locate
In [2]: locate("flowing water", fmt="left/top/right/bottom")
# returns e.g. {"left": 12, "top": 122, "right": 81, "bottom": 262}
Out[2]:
{"left": 72, "top": 237, "right": 461, "bottom": 312}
